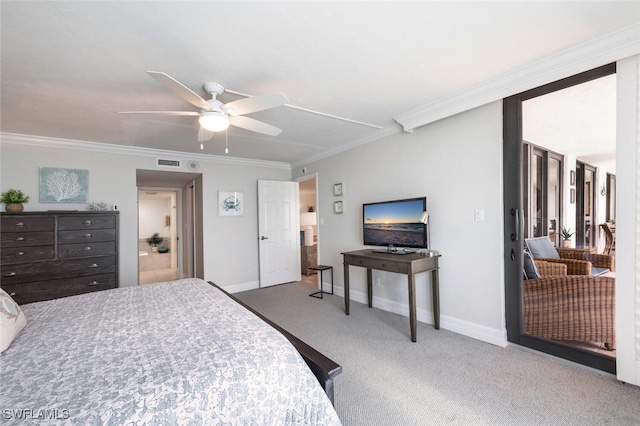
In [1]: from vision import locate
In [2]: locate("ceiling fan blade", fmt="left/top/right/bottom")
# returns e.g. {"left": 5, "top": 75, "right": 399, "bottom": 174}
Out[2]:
{"left": 198, "top": 126, "right": 214, "bottom": 142}
{"left": 119, "top": 111, "right": 199, "bottom": 116}
{"left": 229, "top": 115, "right": 282, "bottom": 136}
{"left": 222, "top": 93, "right": 288, "bottom": 116}
{"left": 147, "top": 71, "right": 211, "bottom": 110}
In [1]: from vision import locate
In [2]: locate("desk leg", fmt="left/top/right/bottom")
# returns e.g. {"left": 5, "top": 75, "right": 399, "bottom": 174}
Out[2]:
{"left": 367, "top": 269, "right": 373, "bottom": 308}
{"left": 408, "top": 274, "right": 417, "bottom": 342}
{"left": 343, "top": 263, "right": 350, "bottom": 315}
{"left": 432, "top": 268, "right": 440, "bottom": 330}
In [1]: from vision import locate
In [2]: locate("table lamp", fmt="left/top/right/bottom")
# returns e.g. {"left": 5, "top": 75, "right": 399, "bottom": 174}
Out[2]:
{"left": 300, "top": 212, "right": 317, "bottom": 246}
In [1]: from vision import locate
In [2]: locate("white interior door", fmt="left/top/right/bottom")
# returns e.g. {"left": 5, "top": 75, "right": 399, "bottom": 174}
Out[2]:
{"left": 258, "top": 180, "right": 300, "bottom": 287}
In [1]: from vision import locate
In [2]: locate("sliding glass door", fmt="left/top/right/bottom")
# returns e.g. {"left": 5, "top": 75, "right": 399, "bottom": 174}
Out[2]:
{"left": 523, "top": 145, "right": 562, "bottom": 244}
{"left": 503, "top": 63, "right": 616, "bottom": 374}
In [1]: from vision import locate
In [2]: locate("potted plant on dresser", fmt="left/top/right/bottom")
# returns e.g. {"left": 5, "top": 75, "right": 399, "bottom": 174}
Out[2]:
{"left": 1, "top": 189, "right": 30, "bottom": 212}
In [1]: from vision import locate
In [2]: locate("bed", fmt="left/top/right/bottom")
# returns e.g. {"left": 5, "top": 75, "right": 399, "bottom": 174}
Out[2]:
{"left": 0, "top": 278, "right": 342, "bottom": 425}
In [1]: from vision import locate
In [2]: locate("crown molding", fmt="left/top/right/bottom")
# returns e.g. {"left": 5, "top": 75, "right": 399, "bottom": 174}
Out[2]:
{"left": 394, "top": 22, "right": 640, "bottom": 132}
{"left": 291, "top": 124, "right": 401, "bottom": 169}
{"left": 0, "top": 132, "right": 291, "bottom": 170}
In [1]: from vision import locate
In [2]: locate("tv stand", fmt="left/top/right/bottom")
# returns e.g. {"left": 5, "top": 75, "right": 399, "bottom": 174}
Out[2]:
{"left": 341, "top": 249, "right": 441, "bottom": 342}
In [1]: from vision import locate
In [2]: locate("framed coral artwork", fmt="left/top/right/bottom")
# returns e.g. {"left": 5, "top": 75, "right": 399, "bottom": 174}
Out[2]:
{"left": 39, "top": 167, "right": 89, "bottom": 203}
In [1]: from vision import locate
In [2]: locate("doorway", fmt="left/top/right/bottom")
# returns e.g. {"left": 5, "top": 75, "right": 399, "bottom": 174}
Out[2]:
{"left": 138, "top": 189, "right": 179, "bottom": 284}
{"left": 504, "top": 63, "right": 616, "bottom": 373}
{"left": 136, "top": 169, "right": 204, "bottom": 284}
{"left": 297, "top": 174, "right": 318, "bottom": 283}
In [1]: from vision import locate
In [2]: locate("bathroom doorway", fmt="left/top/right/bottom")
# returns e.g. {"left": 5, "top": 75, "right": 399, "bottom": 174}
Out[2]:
{"left": 136, "top": 169, "right": 204, "bottom": 285}
{"left": 138, "top": 189, "right": 179, "bottom": 284}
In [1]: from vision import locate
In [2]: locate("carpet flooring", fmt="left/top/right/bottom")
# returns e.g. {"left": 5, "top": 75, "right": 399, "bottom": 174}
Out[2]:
{"left": 235, "top": 280, "right": 640, "bottom": 426}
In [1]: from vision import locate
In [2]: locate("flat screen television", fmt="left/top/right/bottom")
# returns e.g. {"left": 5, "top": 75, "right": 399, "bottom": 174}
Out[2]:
{"left": 363, "top": 197, "right": 428, "bottom": 250}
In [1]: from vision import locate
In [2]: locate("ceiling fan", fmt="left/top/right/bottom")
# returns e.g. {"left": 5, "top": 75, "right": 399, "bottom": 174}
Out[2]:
{"left": 120, "top": 71, "right": 288, "bottom": 142}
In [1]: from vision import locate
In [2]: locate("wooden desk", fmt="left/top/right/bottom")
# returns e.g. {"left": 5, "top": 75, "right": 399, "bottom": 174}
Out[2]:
{"left": 342, "top": 249, "right": 441, "bottom": 342}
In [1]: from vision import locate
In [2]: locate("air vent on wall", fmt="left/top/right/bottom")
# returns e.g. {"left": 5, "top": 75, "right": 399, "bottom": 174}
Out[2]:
{"left": 157, "top": 158, "right": 181, "bottom": 168}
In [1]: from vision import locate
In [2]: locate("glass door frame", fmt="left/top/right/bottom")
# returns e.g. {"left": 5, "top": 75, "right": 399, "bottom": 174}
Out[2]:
{"left": 503, "top": 63, "right": 616, "bottom": 374}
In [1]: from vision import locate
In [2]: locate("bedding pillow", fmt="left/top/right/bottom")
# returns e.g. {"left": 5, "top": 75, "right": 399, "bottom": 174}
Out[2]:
{"left": 0, "top": 289, "right": 27, "bottom": 352}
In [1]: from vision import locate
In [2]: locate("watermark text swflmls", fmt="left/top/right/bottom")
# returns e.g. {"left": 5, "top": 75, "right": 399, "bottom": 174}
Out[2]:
{"left": 3, "top": 409, "right": 70, "bottom": 420}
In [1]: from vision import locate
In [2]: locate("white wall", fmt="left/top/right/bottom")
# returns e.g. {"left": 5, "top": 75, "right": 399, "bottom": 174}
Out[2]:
{"left": 293, "top": 102, "right": 506, "bottom": 345}
{"left": 0, "top": 139, "right": 290, "bottom": 290}
{"left": 615, "top": 54, "right": 640, "bottom": 385}
{"left": 139, "top": 198, "right": 171, "bottom": 239}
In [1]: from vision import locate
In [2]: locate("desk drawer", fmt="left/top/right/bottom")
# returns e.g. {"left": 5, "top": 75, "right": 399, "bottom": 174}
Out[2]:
{"left": 345, "top": 256, "right": 409, "bottom": 274}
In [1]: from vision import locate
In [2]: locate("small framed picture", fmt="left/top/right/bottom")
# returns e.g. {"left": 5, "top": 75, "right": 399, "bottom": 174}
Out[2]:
{"left": 333, "top": 183, "right": 343, "bottom": 197}
{"left": 334, "top": 200, "right": 343, "bottom": 214}
{"left": 218, "top": 191, "right": 244, "bottom": 217}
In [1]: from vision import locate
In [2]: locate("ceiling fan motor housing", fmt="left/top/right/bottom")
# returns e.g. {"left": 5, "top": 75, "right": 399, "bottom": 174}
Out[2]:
{"left": 203, "top": 82, "right": 225, "bottom": 97}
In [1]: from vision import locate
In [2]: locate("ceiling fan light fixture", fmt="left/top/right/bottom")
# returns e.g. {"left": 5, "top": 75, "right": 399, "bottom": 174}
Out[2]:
{"left": 199, "top": 111, "right": 230, "bottom": 132}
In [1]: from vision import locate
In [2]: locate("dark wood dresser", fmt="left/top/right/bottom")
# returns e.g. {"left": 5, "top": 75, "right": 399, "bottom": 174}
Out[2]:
{"left": 1, "top": 211, "right": 119, "bottom": 304}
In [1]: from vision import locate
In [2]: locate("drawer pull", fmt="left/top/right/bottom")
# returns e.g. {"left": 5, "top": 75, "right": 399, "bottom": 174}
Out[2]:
{"left": 88, "top": 263, "right": 99, "bottom": 268}
{"left": 84, "top": 220, "right": 92, "bottom": 225}
{"left": 15, "top": 222, "right": 24, "bottom": 227}
{"left": 83, "top": 246, "right": 92, "bottom": 251}
{"left": 4, "top": 272, "right": 17, "bottom": 277}
{"left": 88, "top": 281, "right": 100, "bottom": 286}
{"left": 83, "top": 233, "right": 92, "bottom": 238}
{"left": 16, "top": 251, "right": 24, "bottom": 256}
{"left": 16, "top": 237, "right": 24, "bottom": 241}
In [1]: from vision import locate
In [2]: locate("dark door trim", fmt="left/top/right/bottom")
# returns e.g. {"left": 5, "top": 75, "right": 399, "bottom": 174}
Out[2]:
{"left": 503, "top": 63, "right": 616, "bottom": 374}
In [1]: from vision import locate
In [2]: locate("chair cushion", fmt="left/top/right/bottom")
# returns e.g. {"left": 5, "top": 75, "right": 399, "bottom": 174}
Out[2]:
{"left": 523, "top": 251, "right": 540, "bottom": 279}
{"left": 525, "top": 237, "right": 560, "bottom": 259}
{"left": 592, "top": 267, "right": 610, "bottom": 277}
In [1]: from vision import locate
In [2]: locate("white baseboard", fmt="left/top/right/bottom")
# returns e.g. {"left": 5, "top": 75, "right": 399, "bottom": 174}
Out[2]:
{"left": 331, "top": 285, "right": 507, "bottom": 348}
{"left": 222, "top": 281, "right": 259, "bottom": 294}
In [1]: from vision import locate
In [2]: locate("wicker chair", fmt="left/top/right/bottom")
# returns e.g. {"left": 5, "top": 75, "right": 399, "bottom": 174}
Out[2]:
{"left": 600, "top": 223, "right": 616, "bottom": 255}
{"left": 524, "top": 261, "right": 616, "bottom": 350}
{"left": 525, "top": 236, "right": 614, "bottom": 275}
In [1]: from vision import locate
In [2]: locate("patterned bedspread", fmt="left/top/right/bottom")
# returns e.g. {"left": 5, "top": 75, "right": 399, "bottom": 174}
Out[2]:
{"left": 0, "top": 278, "right": 341, "bottom": 425}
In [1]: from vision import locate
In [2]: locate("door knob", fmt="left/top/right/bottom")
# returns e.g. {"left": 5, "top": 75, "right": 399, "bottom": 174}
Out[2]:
{"left": 260, "top": 236, "right": 269, "bottom": 240}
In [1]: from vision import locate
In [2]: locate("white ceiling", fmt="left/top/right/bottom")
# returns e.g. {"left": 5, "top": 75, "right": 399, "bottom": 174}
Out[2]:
{"left": 523, "top": 73, "right": 617, "bottom": 166}
{"left": 2, "top": 1, "right": 639, "bottom": 166}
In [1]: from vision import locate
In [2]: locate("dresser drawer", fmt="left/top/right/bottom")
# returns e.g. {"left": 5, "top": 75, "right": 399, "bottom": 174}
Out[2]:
{"left": 3, "top": 273, "right": 117, "bottom": 305}
{"left": 1, "top": 245, "right": 55, "bottom": 264}
{"left": 58, "top": 242, "right": 116, "bottom": 258}
{"left": 58, "top": 228, "right": 116, "bottom": 244}
{"left": 2, "top": 256, "right": 117, "bottom": 284}
{"left": 1, "top": 216, "right": 54, "bottom": 232}
{"left": 58, "top": 215, "right": 116, "bottom": 230}
{"left": 1, "top": 231, "right": 55, "bottom": 248}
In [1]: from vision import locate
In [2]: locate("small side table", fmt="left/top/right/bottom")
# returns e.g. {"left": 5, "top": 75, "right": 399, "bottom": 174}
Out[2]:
{"left": 309, "top": 265, "right": 333, "bottom": 299}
